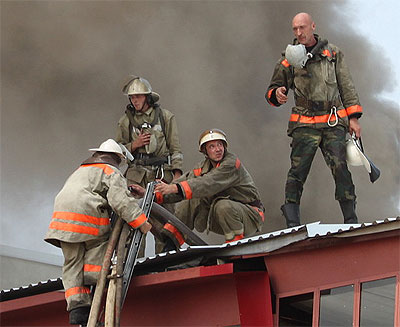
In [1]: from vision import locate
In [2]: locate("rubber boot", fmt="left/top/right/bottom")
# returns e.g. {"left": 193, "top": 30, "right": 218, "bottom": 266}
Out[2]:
{"left": 69, "top": 306, "right": 90, "bottom": 325}
{"left": 281, "top": 203, "right": 301, "bottom": 228}
{"left": 339, "top": 200, "right": 358, "bottom": 224}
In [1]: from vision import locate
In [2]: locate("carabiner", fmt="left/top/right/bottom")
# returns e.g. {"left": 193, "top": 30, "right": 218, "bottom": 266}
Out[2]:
{"left": 327, "top": 106, "right": 338, "bottom": 127}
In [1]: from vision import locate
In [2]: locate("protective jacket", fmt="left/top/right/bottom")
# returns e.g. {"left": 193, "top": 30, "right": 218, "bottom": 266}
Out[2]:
{"left": 45, "top": 154, "right": 147, "bottom": 247}
{"left": 116, "top": 105, "right": 183, "bottom": 186}
{"left": 266, "top": 34, "right": 363, "bottom": 136}
{"left": 156, "top": 151, "right": 264, "bottom": 235}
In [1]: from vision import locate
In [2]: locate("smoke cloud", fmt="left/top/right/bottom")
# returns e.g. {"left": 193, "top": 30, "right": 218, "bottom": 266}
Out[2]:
{"left": 1, "top": 1, "right": 399, "bottom": 255}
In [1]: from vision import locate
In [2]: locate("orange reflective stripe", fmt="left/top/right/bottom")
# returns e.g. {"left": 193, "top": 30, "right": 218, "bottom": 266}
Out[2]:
{"left": 281, "top": 59, "right": 290, "bottom": 67}
{"left": 155, "top": 191, "right": 164, "bottom": 204}
{"left": 128, "top": 213, "right": 147, "bottom": 229}
{"left": 65, "top": 286, "right": 91, "bottom": 298}
{"left": 322, "top": 49, "right": 331, "bottom": 57}
{"left": 164, "top": 223, "right": 185, "bottom": 245}
{"left": 235, "top": 158, "right": 241, "bottom": 169}
{"left": 49, "top": 221, "right": 99, "bottom": 235}
{"left": 193, "top": 168, "right": 202, "bottom": 176}
{"left": 52, "top": 211, "right": 110, "bottom": 226}
{"left": 289, "top": 108, "right": 348, "bottom": 124}
{"left": 179, "top": 181, "right": 193, "bottom": 199}
{"left": 267, "top": 89, "right": 277, "bottom": 107}
{"left": 267, "top": 88, "right": 273, "bottom": 100}
{"left": 84, "top": 264, "right": 101, "bottom": 272}
{"left": 81, "top": 163, "right": 114, "bottom": 175}
{"left": 346, "top": 105, "right": 363, "bottom": 116}
{"left": 226, "top": 233, "right": 244, "bottom": 243}
{"left": 216, "top": 162, "right": 221, "bottom": 168}
{"left": 251, "top": 206, "right": 265, "bottom": 222}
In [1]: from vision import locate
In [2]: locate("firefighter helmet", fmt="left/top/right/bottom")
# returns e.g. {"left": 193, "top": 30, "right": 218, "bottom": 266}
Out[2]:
{"left": 346, "top": 137, "right": 370, "bottom": 172}
{"left": 89, "top": 139, "right": 126, "bottom": 159}
{"left": 198, "top": 129, "right": 228, "bottom": 152}
{"left": 122, "top": 76, "right": 160, "bottom": 102}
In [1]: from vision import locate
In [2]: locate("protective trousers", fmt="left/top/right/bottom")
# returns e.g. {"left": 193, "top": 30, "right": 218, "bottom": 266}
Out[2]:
{"left": 60, "top": 236, "right": 108, "bottom": 311}
{"left": 285, "top": 126, "right": 356, "bottom": 204}
{"left": 176, "top": 197, "right": 262, "bottom": 242}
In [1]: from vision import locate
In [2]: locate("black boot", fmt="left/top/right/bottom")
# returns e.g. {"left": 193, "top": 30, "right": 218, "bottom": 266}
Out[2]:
{"left": 339, "top": 200, "right": 358, "bottom": 224}
{"left": 281, "top": 203, "right": 300, "bottom": 228}
{"left": 162, "top": 237, "right": 177, "bottom": 252}
{"left": 69, "top": 306, "right": 90, "bottom": 325}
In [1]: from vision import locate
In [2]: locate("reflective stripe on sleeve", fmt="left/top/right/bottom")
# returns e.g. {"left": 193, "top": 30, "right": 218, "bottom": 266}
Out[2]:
{"left": 155, "top": 191, "right": 164, "bottom": 204}
{"left": 128, "top": 213, "right": 147, "bottom": 229}
{"left": 163, "top": 223, "right": 185, "bottom": 245}
{"left": 346, "top": 105, "right": 363, "bottom": 116}
{"left": 179, "top": 181, "right": 193, "bottom": 200}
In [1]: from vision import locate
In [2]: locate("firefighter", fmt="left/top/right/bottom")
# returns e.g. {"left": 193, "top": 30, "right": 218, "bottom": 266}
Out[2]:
{"left": 265, "top": 12, "right": 362, "bottom": 227}
{"left": 116, "top": 76, "right": 183, "bottom": 253}
{"left": 44, "top": 139, "right": 152, "bottom": 326}
{"left": 154, "top": 129, "right": 265, "bottom": 244}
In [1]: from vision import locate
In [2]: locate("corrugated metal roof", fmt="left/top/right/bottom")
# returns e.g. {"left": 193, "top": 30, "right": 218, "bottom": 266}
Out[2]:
{"left": 0, "top": 278, "right": 63, "bottom": 302}
{"left": 2, "top": 217, "right": 399, "bottom": 301}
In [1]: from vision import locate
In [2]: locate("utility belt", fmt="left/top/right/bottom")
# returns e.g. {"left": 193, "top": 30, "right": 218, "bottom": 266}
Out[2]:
{"left": 293, "top": 97, "right": 345, "bottom": 127}
{"left": 134, "top": 153, "right": 171, "bottom": 167}
{"left": 295, "top": 97, "right": 342, "bottom": 112}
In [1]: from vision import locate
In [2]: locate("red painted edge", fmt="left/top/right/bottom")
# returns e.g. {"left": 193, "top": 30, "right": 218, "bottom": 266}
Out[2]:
{"left": 0, "top": 291, "right": 65, "bottom": 313}
{"left": 131, "top": 263, "right": 234, "bottom": 287}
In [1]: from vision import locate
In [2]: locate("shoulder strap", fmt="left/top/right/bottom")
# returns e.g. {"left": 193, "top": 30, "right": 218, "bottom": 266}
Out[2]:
{"left": 124, "top": 104, "right": 168, "bottom": 143}
{"left": 156, "top": 105, "right": 167, "bottom": 138}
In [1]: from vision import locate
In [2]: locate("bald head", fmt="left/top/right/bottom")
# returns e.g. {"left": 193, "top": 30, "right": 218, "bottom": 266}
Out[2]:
{"left": 292, "top": 12, "right": 316, "bottom": 47}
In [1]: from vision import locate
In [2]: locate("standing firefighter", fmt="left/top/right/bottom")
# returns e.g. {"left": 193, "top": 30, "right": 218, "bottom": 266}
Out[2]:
{"left": 265, "top": 12, "right": 363, "bottom": 227}
{"left": 155, "top": 129, "right": 265, "bottom": 243}
{"left": 44, "top": 139, "right": 152, "bottom": 326}
{"left": 116, "top": 76, "right": 183, "bottom": 253}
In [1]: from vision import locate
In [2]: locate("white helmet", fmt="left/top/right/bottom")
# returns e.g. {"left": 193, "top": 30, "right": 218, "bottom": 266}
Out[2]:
{"left": 346, "top": 137, "right": 371, "bottom": 173}
{"left": 89, "top": 139, "right": 126, "bottom": 159}
{"left": 285, "top": 44, "right": 308, "bottom": 68}
{"left": 198, "top": 129, "right": 228, "bottom": 152}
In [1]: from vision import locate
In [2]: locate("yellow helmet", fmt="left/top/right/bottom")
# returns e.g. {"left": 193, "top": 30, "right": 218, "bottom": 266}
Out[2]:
{"left": 122, "top": 76, "right": 160, "bottom": 102}
{"left": 198, "top": 129, "right": 228, "bottom": 152}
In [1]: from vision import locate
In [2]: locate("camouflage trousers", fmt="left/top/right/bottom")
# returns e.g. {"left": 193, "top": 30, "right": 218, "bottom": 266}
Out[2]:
{"left": 285, "top": 126, "right": 356, "bottom": 204}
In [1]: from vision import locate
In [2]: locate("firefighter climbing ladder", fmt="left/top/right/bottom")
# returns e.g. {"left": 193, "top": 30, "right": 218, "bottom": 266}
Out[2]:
{"left": 87, "top": 181, "right": 207, "bottom": 327}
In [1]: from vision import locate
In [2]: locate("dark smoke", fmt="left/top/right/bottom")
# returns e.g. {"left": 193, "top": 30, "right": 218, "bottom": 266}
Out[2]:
{"left": 1, "top": 1, "right": 399, "bottom": 254}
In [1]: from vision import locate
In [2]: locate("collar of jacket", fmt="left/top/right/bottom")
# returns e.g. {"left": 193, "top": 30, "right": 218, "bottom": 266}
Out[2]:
{"left": 134, "top": 106, "right": 154, "bottom": 117}
{"left": 81, "top": 153, "right": 121, "bottom": 169}
{"left": 202, "top": 150, "right": 229, "bottom": 171}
